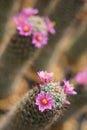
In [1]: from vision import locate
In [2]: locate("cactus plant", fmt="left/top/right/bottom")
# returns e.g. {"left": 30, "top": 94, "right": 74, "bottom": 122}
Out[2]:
{"left": 0, "top": 71, "right": 77, "bottom": 130}
{"left": 0, "top": 8, "right": 56, "bottom": 98}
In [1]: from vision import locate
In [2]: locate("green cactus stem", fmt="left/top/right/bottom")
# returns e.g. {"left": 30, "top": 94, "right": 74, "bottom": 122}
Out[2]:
{"left": 0, "top": 82, "right": 68, "bottom": 130}
{"left": 0, "top": 14, "right": 49, "bottom": 98}
{"left": 0, "top": 32, "right": 37, "bottom": 98}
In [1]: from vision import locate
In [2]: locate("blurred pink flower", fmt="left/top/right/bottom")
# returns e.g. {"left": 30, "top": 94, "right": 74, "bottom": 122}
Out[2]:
{"left": 63, "top": 80, "right": 77, "bottom": 95}
{"left": 35, "top": 91, "right": 55, "bottom": 112}
{"left": 32, "top": 32, "right": 48, "bottom": 48}
{"left": 22, "top": 8, "right": 39, "bottom": 17}
{"left": 37, "top": 71, "right": 54, "bottom": 83}
{"left": 75, "top": 69, "right": 87, "bottom": 85}
{"left": 14, "top": 14, "right": 26, "bottom": 25}
{"left": 44, "top": 17, "right": 56, "bottom": 34}
{"left": 17, "top": 23, "right": 33, "bottom": 36}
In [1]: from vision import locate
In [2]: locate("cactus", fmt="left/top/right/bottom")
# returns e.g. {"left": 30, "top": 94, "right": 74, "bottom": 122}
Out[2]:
{"left": 0, "top": 7, "right": 56, "bottom": 98}
{"left": 0, "top": 71, "right": 76, "bottom": 130}
{"left": 0, "top": 87, "right": 60, "bottom": 130}
{"left": 0, "top": 32, "right": 36, "bottom": 98}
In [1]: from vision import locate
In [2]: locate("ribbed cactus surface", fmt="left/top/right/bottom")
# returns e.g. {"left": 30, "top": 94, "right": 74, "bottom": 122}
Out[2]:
{"left": 0, "top": 32, "right": 36, "bottom": 98}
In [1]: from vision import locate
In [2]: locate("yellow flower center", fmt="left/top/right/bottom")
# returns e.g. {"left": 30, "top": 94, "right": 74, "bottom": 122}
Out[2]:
{"left": 23, "top": 26, "right": 29, "bottom": 32}
{"left": 42, "top": 99, "right": 48, "bottom": 105}
{"left": 37, "top": 36, "right": 42, "bottom": 41}
{"left": 19, "top": 18, "right": 24, "bottom": 24}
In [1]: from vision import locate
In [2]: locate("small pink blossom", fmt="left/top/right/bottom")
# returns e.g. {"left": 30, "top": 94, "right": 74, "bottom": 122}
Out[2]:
{"left": 35, "top": 91, "right": 55, "bottom": 112}
{"left": 37, "top": 71, "right": 54, "bottom": 83}
{"left": 75, "top": 69, "right": 87, "bottom": 85}
{"left": 63, "top": 80, "right": 77, "bottom": 95}
{"left": 17, "top": 23, "right": 33, "bottom": 36}
{"left": 22, "top": 8, "right": 39, "bottom": 17}
{"left": 44, "top": 17, "right": 56, "bottom": 34}
{"left": 32, "top": 32, "right": 48, "bottom": 48}
{"left": 14, "top": 14, "right": 26, "bottom": 25}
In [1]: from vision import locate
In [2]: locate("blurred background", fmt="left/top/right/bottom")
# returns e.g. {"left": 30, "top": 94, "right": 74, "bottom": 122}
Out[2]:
{"left": 0, "top": 0, "right": 87, "bottom": 130}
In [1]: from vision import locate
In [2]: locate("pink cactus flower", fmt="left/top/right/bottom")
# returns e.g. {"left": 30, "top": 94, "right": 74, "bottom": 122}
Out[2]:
{"left": 35, "top": 91, "right": 55, "bottom": 112}
{"left": 44, "top": 17, "right": 56, "bottom": 34}
{"left": 17, "top": 23, "right": 33, "bottom": 36}
{"left": 32, "top": 32, "right": 48, "bottom": 48}
{"left": 14, "top": 14, "right": 26, "bottom": 25}
{"left": 75, "top": 70, "right": 87, "bottom": 85}
{"left": 63, "top": 80, "right": 77, "bottom": 95}
{"left": 37, "top": 71, "right": 54, "bottom": 83}
{"left": 22, "top": 8, "right": 39, "bottom": 17}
